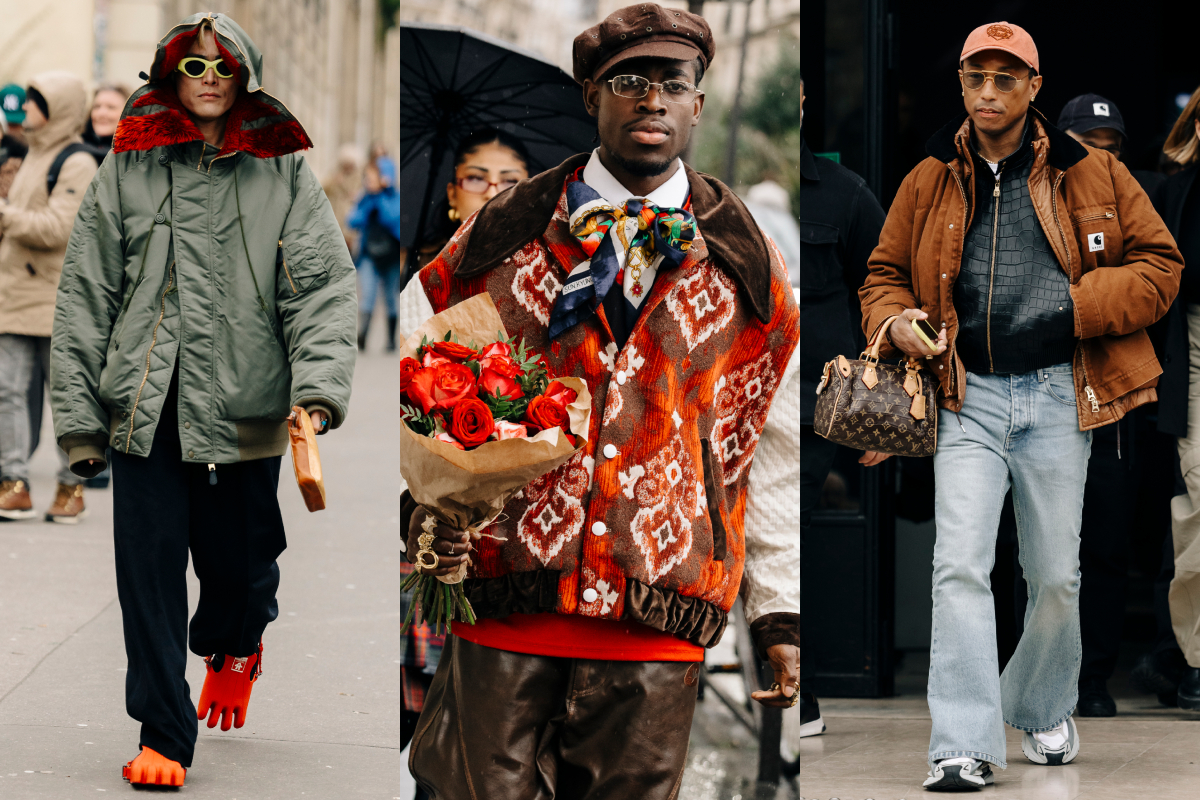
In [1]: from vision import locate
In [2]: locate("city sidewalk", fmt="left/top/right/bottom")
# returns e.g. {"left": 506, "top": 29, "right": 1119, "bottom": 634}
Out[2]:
{"left": 799, "top": 651, "right": 1200, "bottom": 799}
{"left": 0, "top": 349, "right": 402, "bottom": 798}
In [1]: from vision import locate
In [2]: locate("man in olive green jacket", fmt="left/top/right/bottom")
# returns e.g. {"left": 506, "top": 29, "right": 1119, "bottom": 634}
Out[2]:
{"left": 50, "top": 14, "right": 356, "bottom": 787}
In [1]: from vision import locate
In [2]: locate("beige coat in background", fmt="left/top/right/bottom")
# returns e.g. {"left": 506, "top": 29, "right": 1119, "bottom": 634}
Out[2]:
{"left": 0, "top": 70, "right": 96, "bottom": 338}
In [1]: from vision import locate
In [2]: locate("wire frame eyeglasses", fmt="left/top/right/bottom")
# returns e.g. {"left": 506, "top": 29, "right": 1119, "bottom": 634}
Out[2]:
{"left": 456, "top": 175, "right": 520, "bottom": 195}
{"left": 607, "top": 75, "right": 703, "bottom": 104}
{"left": 960, "top": 69, "right": 1027, "bottom": 94}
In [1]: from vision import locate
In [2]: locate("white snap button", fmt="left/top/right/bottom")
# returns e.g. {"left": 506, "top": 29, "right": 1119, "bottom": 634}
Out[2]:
{"left": 949, "top": 223, "right": 954, "bottom": 229}
{"left": 582, "top": 588, "right": 599, "bottom": 603}
{"left": 617, "top": 371, "right": 627, "bottom": 385}
{"left": 603, "top": 444, "right": 618, "bottom": 459}
{"left": 942, "top": 273, "right": 947, "bottom": 279}
{"left": 592, "top": 521, "right": 607, "bottom": 536}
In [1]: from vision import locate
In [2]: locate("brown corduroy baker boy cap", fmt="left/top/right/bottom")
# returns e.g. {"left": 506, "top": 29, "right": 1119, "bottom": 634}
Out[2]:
{"left": 572, "top": 3, "right": 715, "bottom": 86}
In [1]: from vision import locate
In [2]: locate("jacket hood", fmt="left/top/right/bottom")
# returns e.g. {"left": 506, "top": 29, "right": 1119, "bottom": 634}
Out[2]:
{"left": 926, "top": 107, "right": 1088, "bottom": 173}
{"left": 112, "top": 13, "right": 311, "bottom": 159}
{"left": 24, "top": 71, "right": 89, "bottom": 152}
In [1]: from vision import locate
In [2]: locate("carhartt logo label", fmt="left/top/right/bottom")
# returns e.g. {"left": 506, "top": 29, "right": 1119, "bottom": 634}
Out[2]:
{"left": 987, "top": 24, "right": 1014, "bottom": 40}
{"left": 1090, "top": 233, "right": 1105, "bottom": 252}
{"left": 1093, "top": 102, "right": 1110, "bottom": 116}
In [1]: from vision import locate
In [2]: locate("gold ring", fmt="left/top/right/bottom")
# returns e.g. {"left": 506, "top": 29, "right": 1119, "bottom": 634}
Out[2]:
{"left": 415, "top": 515, "right": 440, "bottom": 572}
{"left": 770, "top": 682, "right": 800, "bottom": 708}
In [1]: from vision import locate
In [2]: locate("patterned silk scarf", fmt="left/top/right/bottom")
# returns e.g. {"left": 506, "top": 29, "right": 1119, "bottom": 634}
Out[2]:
{"left": 549, "top": 177, "right": 696, "bottom": 340}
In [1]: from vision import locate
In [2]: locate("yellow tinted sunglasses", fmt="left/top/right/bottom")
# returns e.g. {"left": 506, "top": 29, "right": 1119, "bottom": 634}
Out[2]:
{"left": 176, "top": 57, "right": 236, "bottom": 80}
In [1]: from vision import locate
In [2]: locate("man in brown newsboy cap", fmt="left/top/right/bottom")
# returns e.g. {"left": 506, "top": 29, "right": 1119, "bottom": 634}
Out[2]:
{"left": 401, "top": 4, "right": 800, "bottom": 797}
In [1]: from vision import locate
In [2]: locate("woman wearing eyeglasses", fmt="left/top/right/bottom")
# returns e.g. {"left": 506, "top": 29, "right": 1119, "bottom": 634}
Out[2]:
{"left": 403, "top": 127, "right": 533, "bottom": 279}
{"left": 49, "top": 13, "right": 356, "bottom": 787}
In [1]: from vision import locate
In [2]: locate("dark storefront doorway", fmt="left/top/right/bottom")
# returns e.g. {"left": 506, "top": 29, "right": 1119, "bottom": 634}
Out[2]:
{"left": 801, "top": 0, "right": 1200, "bottom": 697}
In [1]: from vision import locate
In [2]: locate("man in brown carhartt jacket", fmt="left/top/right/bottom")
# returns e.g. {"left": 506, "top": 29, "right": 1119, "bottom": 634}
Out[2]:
{"left": 860, "top": 110, "right": 1181, "bottom": 431}
{"left": 857, "top": 22, "right": 1182, "bottom": 790}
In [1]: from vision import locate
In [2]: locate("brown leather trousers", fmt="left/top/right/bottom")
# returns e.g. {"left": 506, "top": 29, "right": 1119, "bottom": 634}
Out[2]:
{"left": 409, "top": 636, "right": 701, "bottom": 800}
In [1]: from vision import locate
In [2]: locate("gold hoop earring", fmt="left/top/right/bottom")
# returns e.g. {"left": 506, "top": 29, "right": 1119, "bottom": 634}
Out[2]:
{"left": 448, "top": 207, "right": 459, "bottom": 221}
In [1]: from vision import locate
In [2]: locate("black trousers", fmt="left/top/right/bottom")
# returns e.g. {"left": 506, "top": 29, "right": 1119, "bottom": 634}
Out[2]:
{"left": 800, "top": 425, "right": 839, "bottom": 690}
{"left": 110, "top": 372, "right": 286, "bottom": 768}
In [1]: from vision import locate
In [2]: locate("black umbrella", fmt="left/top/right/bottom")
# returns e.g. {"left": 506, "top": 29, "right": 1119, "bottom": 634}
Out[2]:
{"left": 400, "top": 22, "right": 598, "bottom": 251}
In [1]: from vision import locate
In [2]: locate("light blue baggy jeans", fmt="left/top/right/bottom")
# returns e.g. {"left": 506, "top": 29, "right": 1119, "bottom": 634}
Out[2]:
{"left": 927, "top": 364, "right": 1092, "bottom": 769}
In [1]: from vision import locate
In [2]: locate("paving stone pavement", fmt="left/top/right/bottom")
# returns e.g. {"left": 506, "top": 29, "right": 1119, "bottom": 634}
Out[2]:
{"left": 0, "top": 347, "right": 401, "bottom": 798}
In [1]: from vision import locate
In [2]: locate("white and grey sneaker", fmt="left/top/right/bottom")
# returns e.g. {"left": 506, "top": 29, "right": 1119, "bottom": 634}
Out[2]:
{"left": 923, "top": 757, "right": 994, "bottom": 790}
{"left": 1021, "top": 716, "right": 1080, "bottom": 765}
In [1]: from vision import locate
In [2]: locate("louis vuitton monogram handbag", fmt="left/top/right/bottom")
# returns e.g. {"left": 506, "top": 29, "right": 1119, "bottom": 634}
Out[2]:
{"left": 812, "top": 316, "right": 938, "bottom": 457}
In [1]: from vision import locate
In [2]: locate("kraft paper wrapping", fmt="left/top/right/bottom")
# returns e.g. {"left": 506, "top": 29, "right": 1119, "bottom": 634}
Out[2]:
{"left": 399, "top": 294, "right": 592, "bottom": 584}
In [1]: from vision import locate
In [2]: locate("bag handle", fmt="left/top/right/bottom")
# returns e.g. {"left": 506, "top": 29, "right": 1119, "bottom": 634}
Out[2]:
{"left": 862, "top": 315, "right": 903, "bottom": 363}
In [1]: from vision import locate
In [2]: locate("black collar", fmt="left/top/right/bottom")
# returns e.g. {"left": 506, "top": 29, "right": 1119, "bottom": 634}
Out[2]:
{"left": 926, "top": 107, "right": 1088, "bottom": 172}
{"left": 453, "top": 154, "right": 775, "bottom": 324}
{"left": 801, "top": 136, "right": 820, "bottom": 181}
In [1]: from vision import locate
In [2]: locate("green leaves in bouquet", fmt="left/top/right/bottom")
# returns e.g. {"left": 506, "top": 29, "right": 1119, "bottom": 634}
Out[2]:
{"left": 509, "top": 334, "right": 551, "bottom": 397}
{"left": 400, "top": 402, "right": 436, "bottom": 436}
{"left": 481, "top": 389, "right": 529, "bottom": 423}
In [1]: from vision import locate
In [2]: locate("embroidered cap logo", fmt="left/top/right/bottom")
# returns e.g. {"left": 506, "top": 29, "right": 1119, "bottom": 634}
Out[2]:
{"left": 987, "top": 24, "right": 1015, "bottom": 40}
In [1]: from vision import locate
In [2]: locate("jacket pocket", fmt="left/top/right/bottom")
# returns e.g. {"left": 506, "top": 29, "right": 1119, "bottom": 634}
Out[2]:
{"left": 700, "top": 439, "right": 728, "bottom": 562}
{"left": 278, "top": 236, "right": 330, "bottom": 294}
{"left": 1070, "top": 206, "right": 1121, "bottom": 271}
{"left": 800, "top": 221, "right": 841, "bottom": 294}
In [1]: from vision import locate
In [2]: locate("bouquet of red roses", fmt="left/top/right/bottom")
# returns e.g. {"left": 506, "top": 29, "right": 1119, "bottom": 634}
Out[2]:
{"left": 399, "top": 294, "right": 590, "bottom": 634}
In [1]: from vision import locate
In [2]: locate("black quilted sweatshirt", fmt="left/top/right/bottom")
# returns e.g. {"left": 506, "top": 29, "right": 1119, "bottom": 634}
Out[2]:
{"left": 953, "top": 120, "right": 1077, "bottom": 375}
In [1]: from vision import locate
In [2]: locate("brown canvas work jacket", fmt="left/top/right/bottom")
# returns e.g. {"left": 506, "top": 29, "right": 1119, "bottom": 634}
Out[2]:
{"left": 860, "top": 110, "right": 1183, "bottom": 430}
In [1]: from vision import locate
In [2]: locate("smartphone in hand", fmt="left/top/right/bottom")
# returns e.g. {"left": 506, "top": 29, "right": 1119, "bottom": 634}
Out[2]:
{"left": 911, "top": 318, "right": 940, "bottom": 352}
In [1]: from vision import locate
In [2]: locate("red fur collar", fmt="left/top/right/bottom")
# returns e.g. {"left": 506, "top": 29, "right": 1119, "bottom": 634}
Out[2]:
{"left": 112, "top": 85, "right": 311, "bottom": 160}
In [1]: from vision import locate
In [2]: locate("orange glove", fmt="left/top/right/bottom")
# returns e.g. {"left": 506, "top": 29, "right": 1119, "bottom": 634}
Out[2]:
{"left": 122, "top": 746, "right": 186, "bottom": 786}
{"left": 197, "top": 642, "right": 263, "bottom": 731}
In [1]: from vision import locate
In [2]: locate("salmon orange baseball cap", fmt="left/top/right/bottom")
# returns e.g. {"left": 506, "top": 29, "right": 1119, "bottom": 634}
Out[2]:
{"left": 960, "top": 21, "right": 1039, "bottom": 73}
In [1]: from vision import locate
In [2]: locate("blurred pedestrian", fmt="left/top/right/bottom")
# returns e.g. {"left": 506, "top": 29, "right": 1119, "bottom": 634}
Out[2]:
{"left": 82, "top": 83, "right": 129, "bottom": 159}
{"left": 0, "top": 71, "right": 96, "bottom": 523}
{"left": 401, "top": 5, "right": 799, "bottom": 797}
{"left": 860, "top": 22, "right": 1182, "bottom": 788}
{"left": 1050, "top": 92, "right": 1165, "bottom": 717}
{"left": 50, "top": 13, "right": 356, "bottom": 787}
{"left": 1, "top": 84, "right": 28, "bottom": 200}
{"left": 1148, "top": 85, "right": 1200, "bottom": 713}
{"left": 322, "top": 143, "right": 362, "bottom": 254}
{"left": 348, "top": 157, "right": 402, "bottom": 351}
{"left": 798, "top": 74, "right": 885, "bottom": 738}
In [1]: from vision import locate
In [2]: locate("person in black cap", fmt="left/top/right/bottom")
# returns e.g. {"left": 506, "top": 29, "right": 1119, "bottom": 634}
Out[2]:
{"left": 1059, "top": 93, "right": 1163, "bottom": 195}
{"left": 1047, "top": 93, "right": 1173, "bottom": 717}
{"left": 399, "top": 3, "right": 800, "bottom": 797}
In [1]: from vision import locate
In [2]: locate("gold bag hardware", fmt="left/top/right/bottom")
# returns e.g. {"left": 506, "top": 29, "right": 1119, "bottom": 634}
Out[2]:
{"left": 812, "top": 316, "right": 938, "bottom": 457}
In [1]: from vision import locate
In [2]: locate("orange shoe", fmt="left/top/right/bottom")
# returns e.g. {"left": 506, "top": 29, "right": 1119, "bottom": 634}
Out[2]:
{"left": 197, "top": 642, "right": 263, "bottom": 731}
{"left": 122, "top": 746, "right": 186, "bottom": 786}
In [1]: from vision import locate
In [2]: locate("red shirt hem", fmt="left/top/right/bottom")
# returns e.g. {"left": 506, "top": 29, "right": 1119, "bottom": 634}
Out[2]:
{"left": 451, "top": 612, "right": 705, "bottom": 662}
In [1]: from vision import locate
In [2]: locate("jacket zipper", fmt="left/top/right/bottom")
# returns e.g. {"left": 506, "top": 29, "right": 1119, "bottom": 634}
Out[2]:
{"left": 279, "top": 239, "right": 297, "bottom": 293}
{"left": 1072, "top": 211, "right": 1114, "bottom": 225}
{"left": 946, "top": 165, "right": 970, "bottom": 401}
{"left": 126, "top": 261, "right": 176, "bottom": 452}
{"left": 985, "top": 166, "right": 1004, "bottom": 373}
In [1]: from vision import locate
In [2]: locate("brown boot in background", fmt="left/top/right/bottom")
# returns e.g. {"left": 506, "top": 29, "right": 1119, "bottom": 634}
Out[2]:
{"left": 0, "top": 480, "right": 37, "bottom": 521}
{"left": 45, "top": 483, "right": 86, "bottom": 524}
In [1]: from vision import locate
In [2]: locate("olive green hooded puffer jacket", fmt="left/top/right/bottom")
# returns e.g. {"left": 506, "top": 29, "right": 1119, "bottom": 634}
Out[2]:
{"left": 51, "top": 13, "right": 356, "bottom": 477}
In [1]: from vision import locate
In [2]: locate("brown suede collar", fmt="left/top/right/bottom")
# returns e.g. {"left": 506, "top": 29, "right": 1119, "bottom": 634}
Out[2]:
{"left": 453, "top": 153, "right": 775, "bottom": 324}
